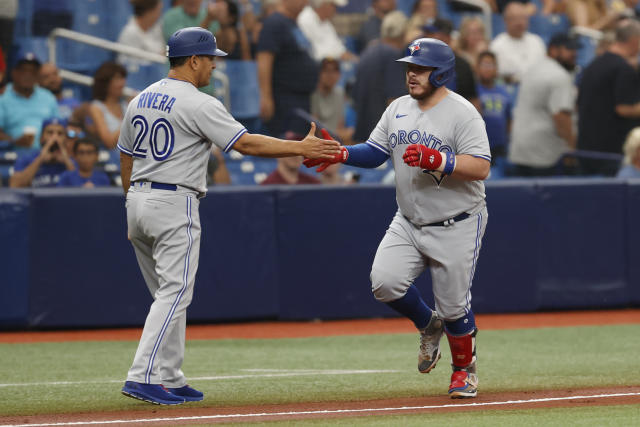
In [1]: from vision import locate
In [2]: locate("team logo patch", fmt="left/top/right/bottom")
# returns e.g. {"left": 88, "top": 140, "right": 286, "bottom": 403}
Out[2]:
{"left": 409, "top": 43, "right": 421, "bottom": 55}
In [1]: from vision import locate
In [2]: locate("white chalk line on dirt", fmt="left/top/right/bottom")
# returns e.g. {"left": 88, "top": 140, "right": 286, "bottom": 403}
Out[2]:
{"left": 0, "top": 369, "right": 400, "bottom": 388}
{"left": 2, "top": 392, "right": 639, "bottom": 427}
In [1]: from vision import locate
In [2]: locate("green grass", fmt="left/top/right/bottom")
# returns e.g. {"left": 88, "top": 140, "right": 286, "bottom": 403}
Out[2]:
{"left": 0, "top": 325, "right": 639, "bottom": 418}
{"left": 211, "top": 405, "right": 640, "bottom": 426}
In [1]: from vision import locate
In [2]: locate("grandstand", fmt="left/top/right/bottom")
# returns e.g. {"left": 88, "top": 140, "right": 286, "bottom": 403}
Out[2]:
{"left": 0, "top": 0, "right": 631, "bottom": 187}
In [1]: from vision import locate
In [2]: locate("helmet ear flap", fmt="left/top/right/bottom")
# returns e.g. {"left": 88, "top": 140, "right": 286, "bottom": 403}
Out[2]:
{"left": 429, "top": 67, "right": 454, "bottom": 88}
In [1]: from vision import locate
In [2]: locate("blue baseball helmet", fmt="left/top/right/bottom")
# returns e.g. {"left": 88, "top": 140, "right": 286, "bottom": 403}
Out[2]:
{"left": 396, "top": 38, "right": 455, "bottom": 88}
{"left": 166, "top": 27, "right": 227, "bottom": 58}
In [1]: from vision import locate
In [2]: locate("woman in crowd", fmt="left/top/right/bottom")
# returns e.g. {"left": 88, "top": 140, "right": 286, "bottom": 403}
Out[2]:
{"left": 456, "top": 16, "right": 489, "bottom": 71}
{"left": 405, "top": 0, "right": 438, "bottom": 44}
{"left": 88, "top": 62, "right": 128, "bottom": 150}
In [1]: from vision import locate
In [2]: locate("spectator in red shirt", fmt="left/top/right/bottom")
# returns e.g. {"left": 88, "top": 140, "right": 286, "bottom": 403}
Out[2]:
{"left": 261, "top": 131, "right": 321, "bottom": 184}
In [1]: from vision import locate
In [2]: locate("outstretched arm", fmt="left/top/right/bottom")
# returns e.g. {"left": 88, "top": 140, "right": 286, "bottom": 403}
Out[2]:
{"left": 303, "top": 129, "right": 389, "bottom": 172}
{"left": 232, "top": 123, "right": 340, "bottom": 159}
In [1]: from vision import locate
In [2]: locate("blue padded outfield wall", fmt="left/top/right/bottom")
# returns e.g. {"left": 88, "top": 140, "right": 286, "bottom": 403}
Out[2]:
{"left": 1, "top": 179, "right": 639, "bottom": 328}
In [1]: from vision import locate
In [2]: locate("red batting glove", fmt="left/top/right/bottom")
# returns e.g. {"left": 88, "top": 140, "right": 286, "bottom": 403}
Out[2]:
{"left": 303, "top": 128, "right": 348, "bottom": 172}
{"left": 402, "top": 144, "right": 456, "bottom": 175}
{"left": 402, "top": 144, "right": 443, "bottom": 169}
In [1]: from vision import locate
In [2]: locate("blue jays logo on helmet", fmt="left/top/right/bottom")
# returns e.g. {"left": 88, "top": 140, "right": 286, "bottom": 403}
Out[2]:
{"left": 396, "top": 38, "right": 455, "bottom": 88}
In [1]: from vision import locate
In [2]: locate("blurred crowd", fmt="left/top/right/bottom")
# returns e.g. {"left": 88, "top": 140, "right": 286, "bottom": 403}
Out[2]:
{"left": 2, "top": 0, "right": 640, "bottom": 188}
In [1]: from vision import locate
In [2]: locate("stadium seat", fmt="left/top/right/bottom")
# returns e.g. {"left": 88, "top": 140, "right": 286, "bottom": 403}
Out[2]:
{"left": 491, "top": 12, "right": 506, "bottom": 38}
{"left": 220, "top": 60, "right": 261, "bottom": 119}
{"left": 56, "top": 0, "right": 113, "bottom": 72}
{"left": 529, "top": 13, "right": 570, "bottom": 45}
{"left": 124, "top": 62, "right": 168, "bottom": 91}
{"left": 575, "top": 34, "right": 598, "bottom": 70}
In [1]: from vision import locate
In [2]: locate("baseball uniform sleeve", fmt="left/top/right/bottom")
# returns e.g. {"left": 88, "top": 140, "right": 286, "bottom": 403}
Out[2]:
{"left": 116, "top": 103, "right": 135, "bottom": 156}
{"left": 455, "top": 117, "right": 491, "bottom": 162}
{"left": 194, "top": 98, "right": 247, "bottom": 153}
{"left": 365, "top": 106, "right": 391, "bottom": 156}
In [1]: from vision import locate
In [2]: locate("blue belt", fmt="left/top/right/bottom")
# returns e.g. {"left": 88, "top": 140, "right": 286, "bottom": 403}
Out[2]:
{"left": 425, "top": 212, "right": 470, "bottom": 227}
{"left": 131, "top": 181, "right": 177, "bottom": 191}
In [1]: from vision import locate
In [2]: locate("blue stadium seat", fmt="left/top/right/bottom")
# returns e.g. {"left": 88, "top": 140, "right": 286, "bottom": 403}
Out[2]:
{"left": 124, "top": 63, "right": 168, "bottom": 91}
{"left": 221, "top": 60, "right": 261, "bottom": 119}
{"left": 575, "top": 34, "right": 598, "bottom": 70}
{"left": 491, "top": 12, "right": 506, "bottom": 38}
{"left": 56, "top": 0, "right": 113, "bottom": 72}
{"left": 107, "top": 0, "right": 135, "bottom": 42}
{"left": 529, "top": 13, "right": 570, "bottom": 45}
{"left": 396, "top": 0, "right": 415, "bottom": 17}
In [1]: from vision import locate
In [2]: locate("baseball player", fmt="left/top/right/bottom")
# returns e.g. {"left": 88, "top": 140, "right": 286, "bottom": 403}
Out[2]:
{"left": 118, "top": 27, "right": 339, "bottom": 405}
{"left": 305, "top": 38, "right": 491, "bottom": 398}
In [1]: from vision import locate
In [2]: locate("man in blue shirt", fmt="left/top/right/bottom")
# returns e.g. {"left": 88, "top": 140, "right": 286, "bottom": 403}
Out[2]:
{"left": 476, "top": 51, "right": 512, "bottom": 164}
{"left": 0, "top": 53, "right": 60, "bottom": 150}
{"left": 58, "top": 138, "right": 110, "bottom": 187}
{"left": 9, "top": 118, "right": 75, "bottom": 188}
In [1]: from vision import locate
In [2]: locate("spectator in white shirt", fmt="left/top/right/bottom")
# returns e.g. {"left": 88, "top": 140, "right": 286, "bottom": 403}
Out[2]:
{"left": 297, "top": 0, "right": 357, "bottom": 62}
{"left": 117, "top": 0, "right": 165, "bottom": 65}
{"left": 489, "top": 2, "right": 546, "bottom": 84}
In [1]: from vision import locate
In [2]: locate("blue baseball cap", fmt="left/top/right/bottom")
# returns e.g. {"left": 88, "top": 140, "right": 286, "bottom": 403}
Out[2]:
{"left": 15, "top": 51, "right": 42, "bottom": 68}
{"left": 41, "top": 117, "right": 68, "bottom": 131}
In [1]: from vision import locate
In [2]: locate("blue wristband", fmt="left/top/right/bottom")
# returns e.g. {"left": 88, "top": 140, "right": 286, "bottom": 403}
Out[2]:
{"left": 442, "top": 152, "right": 456, "bottom": 175}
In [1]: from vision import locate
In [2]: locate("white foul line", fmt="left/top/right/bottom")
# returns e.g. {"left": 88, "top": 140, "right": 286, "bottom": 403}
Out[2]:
{"left": 0, "top": 370, "right": 399, "bottom": 388}
{"left": 2, "top": 392, "right": 639, "bottom": 427}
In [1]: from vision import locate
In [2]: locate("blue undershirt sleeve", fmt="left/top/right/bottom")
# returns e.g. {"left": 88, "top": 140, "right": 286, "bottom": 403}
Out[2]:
{"left": 344, "top": 143, "right": 389, "bottom": 168}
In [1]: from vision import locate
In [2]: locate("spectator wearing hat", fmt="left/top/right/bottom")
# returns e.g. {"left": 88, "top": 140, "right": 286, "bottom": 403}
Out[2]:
{"left": 57, "top": 138, "right": 110, "bottom": 188}
{"left": 38, "top": 62, "right": 81, "bottom": 121}
{"left": 9, "top": 118, "right": 75, "bottom": 188}
{"left": 508, "top": 33, "right": 580, "bottom": 177}
{"left": 353, "top": 11, "right": 407, "bottom": 142}
{"left": 0, "top": 53, "right": 59, "bottom": 150}
{"left": 577, "top": 19, "right": 640, "bottom": 176}
{"left": 422, "top": 17, "right": 480, "bottom": 110}
{"left": 297, "top": 0, "right": 356, "bottom": 62}
{"left": 489, "top": 2, "right": 546, "bottom": 84}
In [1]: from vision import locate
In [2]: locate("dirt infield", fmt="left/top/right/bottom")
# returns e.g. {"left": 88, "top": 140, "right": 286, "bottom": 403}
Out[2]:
{"left": 2, "top": 309, "right": 640, "bottom": 343}
{"left": 1, "top": 387, "right": 639, "bottom": 426}
{"left": 1, "top": 309, "right": 639, "bottom": 425}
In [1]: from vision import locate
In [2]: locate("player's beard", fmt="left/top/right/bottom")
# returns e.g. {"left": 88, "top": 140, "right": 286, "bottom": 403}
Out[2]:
{"left": 408, "top": 82, "right": 436, "bottom": 101}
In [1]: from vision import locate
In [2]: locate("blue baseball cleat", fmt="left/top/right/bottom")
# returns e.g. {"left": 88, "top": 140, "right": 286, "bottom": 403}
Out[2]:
{"left": 121, "top": 381, "right": 186, "bottom": 405}
{"left": 167, "top": 384, "right": 204, "bottom": 402}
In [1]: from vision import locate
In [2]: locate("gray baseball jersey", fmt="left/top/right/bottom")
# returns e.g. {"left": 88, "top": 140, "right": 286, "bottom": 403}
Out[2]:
{"left": 118, "top": 78, "right": 246, "bottom": 388}
{"left": 368, "top": 90, "right": 490, "bottom": 320}
{"left": 117, "top": 78, "right": 247, "bottom": 194}
{"left": 366, "top": 92, "right": 490, "bottom": 225}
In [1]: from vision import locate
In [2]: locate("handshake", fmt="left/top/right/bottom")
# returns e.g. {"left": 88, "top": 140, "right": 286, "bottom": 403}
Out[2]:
{"left": 303, "top": 129, "right": 456, "bottom": 175}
